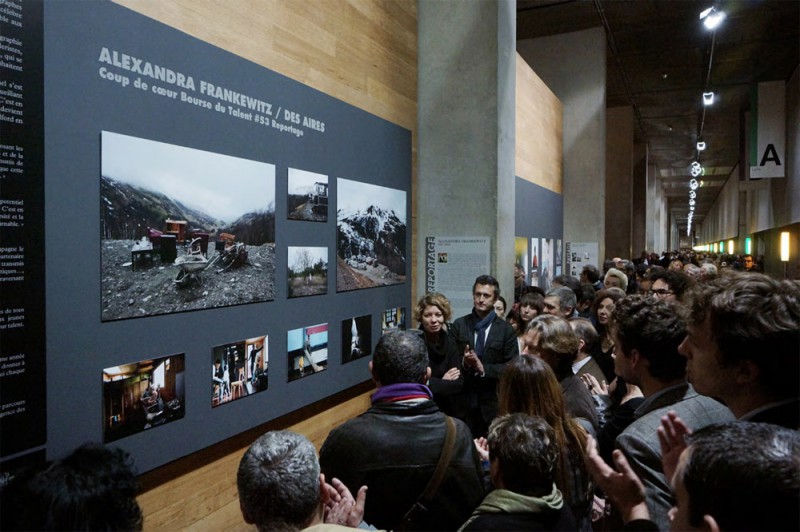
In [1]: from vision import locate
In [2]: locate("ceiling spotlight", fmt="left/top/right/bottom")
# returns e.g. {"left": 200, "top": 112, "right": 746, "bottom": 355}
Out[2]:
{"left": 689, "top": 199, "right": 696, "bottom": 206}
{"left": 689, "top": 179, "right": 700, "bottom": 190}
{"left": 689, "top": 190, "right": 697, "bottom": 199}
{"left": 691, "top": 165, "right": 702, "bottom": 177}
{"left": 703, "top": 92, "right": 715, "bottom": 105}
{"left": 699, "top": 7, "right": 726, "bottom": 30}
{"left": 697, "top": 141, "right": 706, "bottom": 151}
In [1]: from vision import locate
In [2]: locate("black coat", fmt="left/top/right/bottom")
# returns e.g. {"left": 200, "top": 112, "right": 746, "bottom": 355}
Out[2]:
{"left": 451, "top": 312, "right": 519, "bottom": 424}
{"left": 319, "top": 399, "right": 486, "bottom": 531}
{"left": 425, "top": 327, "right": 469, "bottom": 420}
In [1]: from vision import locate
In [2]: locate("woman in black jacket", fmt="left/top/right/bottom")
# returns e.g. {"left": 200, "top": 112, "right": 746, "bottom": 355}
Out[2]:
{"left": 415, "top": 292, "right": 467, "bottom": 420}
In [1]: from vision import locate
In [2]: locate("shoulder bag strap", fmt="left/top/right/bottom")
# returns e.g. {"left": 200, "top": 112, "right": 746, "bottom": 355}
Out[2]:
{"left": 422, "top": 415, "right": 457, "bottom": 502}
{"left": 402, "top": 415, "right": 457, "bottom": 528}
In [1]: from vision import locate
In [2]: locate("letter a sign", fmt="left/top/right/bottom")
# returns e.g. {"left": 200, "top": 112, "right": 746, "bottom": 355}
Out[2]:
{"left": 749, "top": 81, "right": 785, "bottom": 179}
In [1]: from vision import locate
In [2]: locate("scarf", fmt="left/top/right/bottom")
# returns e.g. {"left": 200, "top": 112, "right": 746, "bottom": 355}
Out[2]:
{"left": 458, "top": 485, "right": 564, "bottom": 531}
{"left": 372, "top": 382, "right": 433, "bottom": 404}
{"left": 473, "top": 309, "right": 496, "bottom": 358}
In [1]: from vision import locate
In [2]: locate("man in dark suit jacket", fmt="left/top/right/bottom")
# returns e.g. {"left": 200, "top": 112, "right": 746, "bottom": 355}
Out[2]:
{"left": 612, "top": 296, "right": 733, "bottom": 531}
{"left": 451, "top": 275, "right": 519, "bottom": 437}
{"left": 679, "top": 271, "right": 800, "bottom": 429}
{"left": 569, "top": 318, "right": 608, "bottom": 385}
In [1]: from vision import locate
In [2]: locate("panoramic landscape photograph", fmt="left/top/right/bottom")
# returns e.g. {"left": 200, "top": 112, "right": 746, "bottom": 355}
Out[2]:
{"left": 100, "top": 131, "right": 276, "bottom": 321}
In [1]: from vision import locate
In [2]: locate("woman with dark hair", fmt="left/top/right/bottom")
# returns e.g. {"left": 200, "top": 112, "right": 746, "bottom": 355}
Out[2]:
{"left": 590, "top": 287, "right": 626, "bottom": 382}
{"left": 523, "top": 315, "right": 598, "bottom": 433}
{"left": 413, "top": 292, "right": 466, "bottom": 420}
{"left": 493, "top": 295, "right": 507, "bottom": 320}
{"left": 496, "top": 356, "right": 593, "bottom": 530}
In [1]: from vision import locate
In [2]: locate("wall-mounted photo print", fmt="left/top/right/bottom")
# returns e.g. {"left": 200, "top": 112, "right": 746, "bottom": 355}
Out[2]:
{"left": 556, "top": 239, "right": 563, "bottom": 267}
{"left": 287, "top": 168, "right": 328, "bottom": 222}
{"left": 342, "top": 315, "right": 372, "bottom": 364}
{"left": 530, "top": 238, "right": 540, "bottom": 287}
{"left": 336, "top": 178, "right": 406, "bottom": 292}
{"left": 103, "top": 354, "right": 185, "bottom": 443}
{"left": 288, "top": 323, "right": 328, "bottom": 382}
{"left": 212, "top": 335, "right": 268, "bottom": 407}
{"left": 100, "top": 131, "right": 276, "bottom": 321}
{"left": 515, "top": 236, "right": 529, "bottom": 280}
{"left": 542, "top": 238, "right": 554, "bottom": 290}
{"left": 381, "top": 307, "right": 406, "bottom": 333}
{"left": 287, "top": 246, "right": 328, "bottom": 298}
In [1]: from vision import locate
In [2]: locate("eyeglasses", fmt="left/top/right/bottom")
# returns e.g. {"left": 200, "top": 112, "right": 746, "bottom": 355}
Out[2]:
{"left": 649, "top": 288, "right": 674, "bottom": 297}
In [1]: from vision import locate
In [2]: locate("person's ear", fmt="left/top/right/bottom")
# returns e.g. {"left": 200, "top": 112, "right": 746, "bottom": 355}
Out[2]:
{"left": 736, "top": 359, "right": 760, "bottom": 386}
{"left": 578, "top": 338, "right": 586, "bottom": 353}
{"left": 628, "top": 348, "right": 642, "bottom": 368}
{"left": 426, "top": 367, "right": 432, "bottom": 381}
{"left": 702, "top": 514, "right": 720, "bottom": 532}
{"left": 319, "top": 473, "right": 331, "bottom": 505}
{"left": 369, "top": 361, "right": 378, "bottom": 385}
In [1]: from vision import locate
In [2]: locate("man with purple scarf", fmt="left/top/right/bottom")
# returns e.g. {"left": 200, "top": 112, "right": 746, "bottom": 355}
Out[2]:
{"left": 451, "top": 275, "right": 520, "bottom": 437}
{"left": 319, "top": 331, "right": 485, "bottom": 531}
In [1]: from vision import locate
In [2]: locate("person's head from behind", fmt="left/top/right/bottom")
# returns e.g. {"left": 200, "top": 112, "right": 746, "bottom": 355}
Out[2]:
{"left": 498, "top": 354, "right": 566, "bottom": 429}
{"left": 576, "top": 283, "right": 596, "bottom": 314}
{"left": 581, "top": 264, "right": 600, "bottom": 284}
{"left": 570, "top": 317, "right": 598, "bottom": 357}
{"left": 698, "top": 262, "right": 717, "bottom": 280}
{"left": 370, "top": 330, "right": 429, "bottom": 386}
{"left": 238, "top": 430, "right": 321, "bottom": 531}
{"left": 603, "top": 268, "right": 629, "bottom": 292}
{"left": 669, "top": 421, "right": 800, "bottom": 532}
{"left": 611, "top": 295, "right": 687, "bottom": 387}
{"left": 487, "top": 413, "right": 558, "bottom": 497}
{"left": 519, "top": 291, "right": 544, "bottom": 324}
{"left": 679, "top": 271, "right": 800, "bottom": 404}
{"left": 523, "top": 314, "right": 580, "bottom": 376}
{"left": 3, "top": 443, "right": 142, "bottom": 531}
{"left": 543, "top": 286, "right": 577, "bottom": 319}
{"left": 552, "top": 274, "right": 581, "bottom": 295}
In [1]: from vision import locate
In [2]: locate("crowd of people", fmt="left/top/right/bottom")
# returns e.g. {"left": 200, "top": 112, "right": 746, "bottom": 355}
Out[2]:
{"left": 2, "top": 251, "right": 797, "bottom": 531}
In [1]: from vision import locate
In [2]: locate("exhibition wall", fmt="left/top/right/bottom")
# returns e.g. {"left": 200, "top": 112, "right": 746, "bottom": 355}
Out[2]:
{"left": 514, "top": 52, "right": 565, "bottom": 287}
{"left": 1, "top": 1, "right": 418, "bottom": 528}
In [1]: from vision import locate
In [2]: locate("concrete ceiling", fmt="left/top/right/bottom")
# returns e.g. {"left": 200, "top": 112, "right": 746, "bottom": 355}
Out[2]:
{"left": 517, "top": 0, "right": 799, "bottom": 235}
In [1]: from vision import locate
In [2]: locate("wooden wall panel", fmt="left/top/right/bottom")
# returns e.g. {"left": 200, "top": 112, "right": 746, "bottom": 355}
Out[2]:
{"left": 113, "top": 0, "right": 416, "bottom": 131}
{"left": 515, "top": 53, "right": 562, "bottom": 193}
{"left": 138, "top": 389, "right": 373, "bottom": 530}
{"left": 107, "top": 1, "right": 415, "bottom": 529}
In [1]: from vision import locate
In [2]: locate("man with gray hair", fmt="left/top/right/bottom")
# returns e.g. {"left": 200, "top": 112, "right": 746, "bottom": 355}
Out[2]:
{"left": 320, "top": 331, "right": 485, "bottom": 530}
{"left": 543, "top": 286, "right": 577, "bottom": 319}
{"left": 238, "top": 430, "right": 366, "bottom": 531}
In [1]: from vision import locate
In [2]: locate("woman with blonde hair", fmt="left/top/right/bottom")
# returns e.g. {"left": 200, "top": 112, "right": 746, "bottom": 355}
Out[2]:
{"left": 496, "top": 355, "right": 593, "bottom": 530}
{"left": 414, "top": 292, "right": 466, "bottom": 420}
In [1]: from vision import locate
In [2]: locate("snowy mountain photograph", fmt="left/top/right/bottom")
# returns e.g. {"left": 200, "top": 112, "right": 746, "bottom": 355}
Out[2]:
{"left": 336, "top": 178, "right": 406, "bottom": 292}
